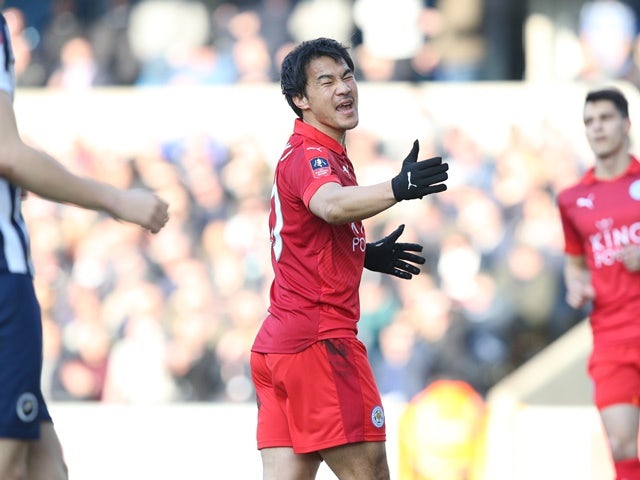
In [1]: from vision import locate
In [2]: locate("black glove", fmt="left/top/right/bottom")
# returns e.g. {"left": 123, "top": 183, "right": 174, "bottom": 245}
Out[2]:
{"left": 391, "top": 140, "right": 448, "bottom": 201}
{"left": 364, "top": 224, "right": 425, "bottom": 280}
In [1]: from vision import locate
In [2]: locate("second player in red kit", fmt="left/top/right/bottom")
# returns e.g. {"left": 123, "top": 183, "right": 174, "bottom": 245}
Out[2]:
{"left": 558, "top": 87, "right": 640, "bottom": 480}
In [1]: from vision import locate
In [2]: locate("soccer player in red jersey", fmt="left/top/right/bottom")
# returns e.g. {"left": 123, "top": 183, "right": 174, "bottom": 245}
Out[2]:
{"left": 558, "top": 87, "right": 640, "bottom": 479}
{"left": 250, "top": 37, "right": 449, "bottom": 479}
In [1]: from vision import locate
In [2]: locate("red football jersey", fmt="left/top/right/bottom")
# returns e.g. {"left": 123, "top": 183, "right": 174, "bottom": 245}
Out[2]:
{"left": 252, "top": 120, "right": 366, "bottom": 353}
{"left": 558, "top": 156, "right": 640, "bottom": 347}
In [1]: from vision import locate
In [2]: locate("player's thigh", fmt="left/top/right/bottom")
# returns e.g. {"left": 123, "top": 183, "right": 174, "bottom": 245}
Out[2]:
{"left": 27, "top": 421, "right": 68, "bottom": 480}
{"left": 599, "top": 404, "right": 640, "bottom": 458}
{"left": 261, "top": 447, "right": 321, "bottom": 480}
{"left": 0, "top": 438, "right": 28, "bottom": 480}
{"left": 320, "top": 441, "right": 390, "bottom": 480}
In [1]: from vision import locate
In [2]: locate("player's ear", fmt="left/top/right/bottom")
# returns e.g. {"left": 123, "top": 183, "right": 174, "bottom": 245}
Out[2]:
{"left": 293, "top": 94, "right": 309, "bottom": 111}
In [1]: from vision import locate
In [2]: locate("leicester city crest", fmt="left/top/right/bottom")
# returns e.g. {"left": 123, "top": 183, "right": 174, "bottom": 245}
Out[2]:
{"left": 371, "top": 405, "right": 385, "bottom": 428}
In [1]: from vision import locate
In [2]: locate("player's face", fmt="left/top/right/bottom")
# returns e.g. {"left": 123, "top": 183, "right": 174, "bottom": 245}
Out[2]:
{"left": 294, "top": 55, "right": 358, "bottom": 144}
{"left": 583, "top": 100, "right": 630, "bottom": 160}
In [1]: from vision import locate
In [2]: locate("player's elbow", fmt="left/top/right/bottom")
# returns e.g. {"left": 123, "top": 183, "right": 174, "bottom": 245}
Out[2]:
{"left": 309, "top": 182, "right": 355, "bottom": 224}
{"left": 0, "top": 147, "right": 20, "bottom": 181}
{"left": 0, "top": 162, "right": 13, "bottom": 179}
{"left": 319, "top": 203, "right": 348, "bottom": 224}
{"left": 310, "top": 194, "right": 349, "bottom": 224}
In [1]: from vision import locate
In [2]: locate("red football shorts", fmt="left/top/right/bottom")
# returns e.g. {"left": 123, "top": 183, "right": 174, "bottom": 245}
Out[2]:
{"left": 588, "top": 343, "right": 640, "bottom": 409}
{"left": 250, "top": 337, "right": 386, "bottom": 453}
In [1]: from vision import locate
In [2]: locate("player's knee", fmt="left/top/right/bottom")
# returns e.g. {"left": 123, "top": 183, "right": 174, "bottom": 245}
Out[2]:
{"left": 322, "top": 442, "right": 390, "bottom": 480}
{"left": 0, "top": 463, "right": 29, "bottom": 480}
{"left": 27, "top": 449, "right": 68, "bottom": 480}
{"left": 364, "top": 442, "right": 390, "bottom": 479}
{"left": 370, "top": 455, "right": 390, "bottom": 480}
{"left": 261, "top": 447, "right": 321, "bottom": 480}
{"left": 54, "top": 459, "right": 69, "bottom": 480}
{"left": 608, "top": 434, "right": 638, "bottom": 461}
{"left": 36, "top": 457, "right": 68, "bottom": 480}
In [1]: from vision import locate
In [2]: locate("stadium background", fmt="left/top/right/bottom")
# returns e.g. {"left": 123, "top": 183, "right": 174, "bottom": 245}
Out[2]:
{"left": 4, "top": 0, "right": 639, "bottom": 478}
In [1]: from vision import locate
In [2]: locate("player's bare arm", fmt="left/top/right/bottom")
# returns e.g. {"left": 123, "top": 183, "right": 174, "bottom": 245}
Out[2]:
{"left": 309, "top": 181, "right": 396, "bottom": 224}
{"left": 309, "top": 140, "right": 448, "bottom": 224}
{"left": 0, "top": 92, "right": 168, "bottom": 233}
{"left": 564, "top": 254, "right": 595, "bottom": 309}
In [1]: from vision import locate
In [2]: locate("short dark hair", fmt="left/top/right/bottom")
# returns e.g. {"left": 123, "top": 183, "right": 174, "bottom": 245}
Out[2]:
{"left": 280, "top": 37, "right": 355, "bottom": 118}
{"left": 585, "top": 87, "right": 629, "bottom": 118}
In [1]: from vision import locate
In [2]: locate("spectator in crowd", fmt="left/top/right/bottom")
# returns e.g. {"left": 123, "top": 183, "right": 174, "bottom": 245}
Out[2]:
{"left": 352, "top": 0, "right": 424, "bottom": 81}
{"left": 38, "top": 0, "right": 85, "bottom": 83}
{"left": 3, "top": 6, "right": 47, "bottom": 85}
{"left": 88, "top": 0, "right": 140, "bottom": 86}
{"left": 577, "top": 0, "right": 640, "bottom": 88}
{"left": 370, "top": 317, "right": 435, "bottom": 402}
{"left": 286, "top": 0, "right": 354, "bottom": 47}
{"left": 255, "top": 0, "right": 295, "bottom": 80}
{"left": 47, "top": 35, "right": 112, "bottom": 88}
{"left": 397, "top": 379, "right": 486, "bottom": 480}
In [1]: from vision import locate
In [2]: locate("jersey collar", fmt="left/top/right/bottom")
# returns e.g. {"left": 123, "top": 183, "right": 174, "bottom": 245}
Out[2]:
{"left": 582, "top": 155, "right": 640, "bottom": 185}
{"left": 294, "top": 119, "right": 346, "bottom": 156}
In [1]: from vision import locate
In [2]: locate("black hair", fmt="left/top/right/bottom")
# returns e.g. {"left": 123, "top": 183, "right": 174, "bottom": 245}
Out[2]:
{"left": 585, "top": 87, "right": 629, "bottom": 118}
{"left": 280, "top": 37, "right": 355, "bottom": 118}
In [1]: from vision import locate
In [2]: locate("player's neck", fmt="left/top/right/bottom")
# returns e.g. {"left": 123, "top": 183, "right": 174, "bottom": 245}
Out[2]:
{"left": 594, "top": 151, "right": 631, "bottom": 180}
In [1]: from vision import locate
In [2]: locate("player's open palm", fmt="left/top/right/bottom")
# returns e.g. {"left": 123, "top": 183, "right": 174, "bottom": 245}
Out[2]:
{"left": 112, "top": 189, "right": 169, "bottom": 233}
{"left": 391, "top": 140, "right": 448, "bottom": 201}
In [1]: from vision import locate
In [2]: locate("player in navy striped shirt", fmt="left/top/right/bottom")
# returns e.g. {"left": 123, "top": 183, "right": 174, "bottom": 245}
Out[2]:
{"left": 0, "top": 5, "right": 169, "bottom": 479}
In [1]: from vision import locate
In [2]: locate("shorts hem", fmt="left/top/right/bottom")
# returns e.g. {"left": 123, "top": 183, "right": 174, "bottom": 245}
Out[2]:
{"left": 257, "top": 440, "right": 293, "bottom": 450}
{"left": 293, "top": 436, "right": 387, "bottom": 454}
{"left": 0, "top": 426, "right": 40, "bottom": 440}
{"left": 596, "top": 397, "right": 640, "bottom": 410}
{"left": 0, "top": 418, "right": 52, "bottom": 440}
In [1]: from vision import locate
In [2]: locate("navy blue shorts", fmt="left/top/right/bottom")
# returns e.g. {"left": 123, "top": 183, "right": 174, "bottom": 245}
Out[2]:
{"left": 0, "top": 273, "right": 51, "bottom": 439}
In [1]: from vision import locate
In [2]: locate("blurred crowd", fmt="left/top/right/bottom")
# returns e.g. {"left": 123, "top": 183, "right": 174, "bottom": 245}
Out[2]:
{"left": 5, "top": 0, "right": 640, "bottom": 406}
{"left": 5, "top": 0, "right": 640, "bottom": 89}
{"left": 21, "top": 81, "right": 596, "bottom": 405}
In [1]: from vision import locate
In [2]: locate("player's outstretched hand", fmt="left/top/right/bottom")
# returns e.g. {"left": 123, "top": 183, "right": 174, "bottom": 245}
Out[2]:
{"left": 391, "top": 140, "right": 448, "bottom": 201}
{"left": 112, "top": 189, "right": 169, "bottom": 234}
{"left": 364, "top": 224, "right": 425, "bottom": 280}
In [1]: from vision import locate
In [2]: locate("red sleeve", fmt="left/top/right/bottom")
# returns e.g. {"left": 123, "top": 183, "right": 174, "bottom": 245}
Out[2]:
{"left": 285, "top": 145, "right": 342, "bottom": 209}
{"left": 302, "top": 176, "right": 340, "bottom": 208}
{"left": 557, "top": 192, "right": 584, "bottom": 256}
